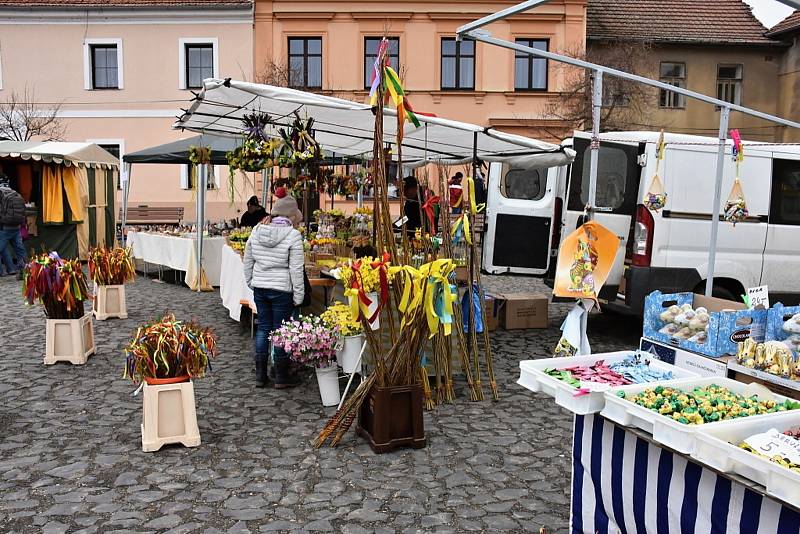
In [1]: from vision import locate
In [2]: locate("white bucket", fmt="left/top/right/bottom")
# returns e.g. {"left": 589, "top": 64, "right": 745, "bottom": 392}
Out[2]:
{"left": 315, "top": 364, "right": 341, "bottom": 407}
{"left": 366, "top": 291, "right": 380, "bottom": 330}
{"left": 338, "top": 334, "right": 364, "bottom": 374}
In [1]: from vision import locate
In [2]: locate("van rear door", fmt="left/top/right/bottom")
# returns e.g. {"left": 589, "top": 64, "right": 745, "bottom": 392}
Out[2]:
{"left": 761, "top": 154, "right": 800, "bottom": 298}
{"left": 482, "top": 162, "right": 561, "bottom": 275}
{"left": 564, "top": 137, "right": 644, "bottom": 300}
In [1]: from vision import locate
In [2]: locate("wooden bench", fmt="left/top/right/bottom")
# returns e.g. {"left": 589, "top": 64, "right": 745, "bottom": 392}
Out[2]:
{"left": 120, "top": 206, "right": 185, "bottom": 225}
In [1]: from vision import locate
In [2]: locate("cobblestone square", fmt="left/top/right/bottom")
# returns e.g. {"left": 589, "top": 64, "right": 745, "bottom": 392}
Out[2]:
{"left": 0, "top": 274, "right": 638, "bottom": 533}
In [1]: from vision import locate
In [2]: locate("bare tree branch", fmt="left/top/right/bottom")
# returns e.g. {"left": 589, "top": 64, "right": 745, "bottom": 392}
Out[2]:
{"left": 0, "top": 85, "right": 66, "bottom": 141}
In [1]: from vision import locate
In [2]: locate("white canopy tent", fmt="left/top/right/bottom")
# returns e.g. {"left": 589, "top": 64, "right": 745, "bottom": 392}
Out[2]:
{"left": 173, "top": 79, "right": 574, "bottom": 168}
{"left": 170, "top": 78, "right": 575, "bottom": 291}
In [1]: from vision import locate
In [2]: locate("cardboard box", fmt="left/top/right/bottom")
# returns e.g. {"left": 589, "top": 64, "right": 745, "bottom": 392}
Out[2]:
{"left": 766, "top": 303, "right": 800, "bottom": 359}
{"left": 643, "top": 291, "right": 767, "bottom": 358}
{"left": 496, "top": 293, "right": 549, "bottom": 330}
{"left": 483, "top": 294, "right": 500, "bottom": 332}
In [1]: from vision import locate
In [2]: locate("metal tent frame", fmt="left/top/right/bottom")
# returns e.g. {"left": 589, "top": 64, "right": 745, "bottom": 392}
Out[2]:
{"left": 457, "top": 0, "right": 800, "bottom": 296}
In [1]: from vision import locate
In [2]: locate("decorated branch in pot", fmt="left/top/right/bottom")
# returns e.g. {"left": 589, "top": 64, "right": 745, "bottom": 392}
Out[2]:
{"left": 271, "top": 315, "right": 338, "bottom": 368}
{"left": 88, "top": 246, "right": 135, "bottom": 286}
{"left": 123, "top": 313, "right": 217, "bottom": 384}
{"left": 321, "top": 303, "right": 364, "bottom": 337}
{"left": 23, "top": 252, "right": 91, "bottom": 320}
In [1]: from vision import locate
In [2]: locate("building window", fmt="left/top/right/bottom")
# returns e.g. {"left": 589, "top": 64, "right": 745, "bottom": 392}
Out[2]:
{"left": 288, "top": 37, "right": 322, "bottom": 89}
{"left": 90, "top": 141, "right": 125, "bottom": 189}
{"left": 441, "top": 38, "right": 474, "bottom": 90}
{"left": 659, "top": 62, "right": 686, "bottom": 108}
{"left": 717, "top": 64, "right": 743, "bottom": 105}
{"left": 185, "top": 44, "right": 214, "bottom": 89}
{"left": 84, "top": 39, "right": 123, "bottom": 90}
{"left": 91, "top": 45, "right": 119, "bottom": 89}
{"left": 514, "top": 38, "right": 548, "bottom": 91}
{"left": 97, "top": 144, "right": 121, "bottom": 188}
{"left": 364, "top": 37, "right": 399, "bottom": 89}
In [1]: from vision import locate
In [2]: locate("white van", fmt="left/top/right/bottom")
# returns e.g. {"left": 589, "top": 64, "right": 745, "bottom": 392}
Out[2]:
{"left": 482, "top": 130, "right": 800, "bottom": 314}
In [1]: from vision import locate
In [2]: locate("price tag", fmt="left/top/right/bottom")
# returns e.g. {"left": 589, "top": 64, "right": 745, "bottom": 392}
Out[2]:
{"left": 394, "top": 215, "right": 409, "bottom": 228}
{"left": 747, "top": 285, "right": 769, "bottom": 310}
{"left": 744, "top": 429, "right": 800, "bottom": 464}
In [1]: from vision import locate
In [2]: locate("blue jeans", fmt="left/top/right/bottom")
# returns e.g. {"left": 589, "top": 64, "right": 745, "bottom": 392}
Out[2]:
{"left": 253, "top": 287, "right": 294, "bottom": 377}
{"left": 0, "top": 228, "right": 25, "bottom": 274}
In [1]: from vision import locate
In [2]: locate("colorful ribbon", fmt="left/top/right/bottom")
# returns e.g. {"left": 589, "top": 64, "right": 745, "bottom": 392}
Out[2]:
{"left": 731, "top": 129, "right": 744, "bottom": 163}
{"left": 421, "top": 195, "right": 440, "bottom": 231}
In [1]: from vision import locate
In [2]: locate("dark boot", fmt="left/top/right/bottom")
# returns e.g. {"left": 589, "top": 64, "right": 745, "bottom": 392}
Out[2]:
{"left": 274, "top": 360, "right": 300, "bottom": 389}
{"left": 255, "top": 354, "right": 269, "bottom": 388}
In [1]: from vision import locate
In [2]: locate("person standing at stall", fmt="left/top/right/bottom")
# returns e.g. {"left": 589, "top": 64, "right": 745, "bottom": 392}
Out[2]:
{"left": 243, "top": 193, "right": 304, "bottom": 388}
{"left": 240, "top": 195, "right": 268, "bottom": 228}
{"left": 0, "top": 170, "right": 26, "bottom": 278}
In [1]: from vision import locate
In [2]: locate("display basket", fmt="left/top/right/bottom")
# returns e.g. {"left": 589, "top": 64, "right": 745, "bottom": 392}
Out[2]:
{"left": 518, "top": 351, "right": 698, "bottom": 415}
{"left": 601, "top": 377, "right": 795, "bottom": 455}
{"left": 694, "top": 411, "right": 800, "bottom": 508}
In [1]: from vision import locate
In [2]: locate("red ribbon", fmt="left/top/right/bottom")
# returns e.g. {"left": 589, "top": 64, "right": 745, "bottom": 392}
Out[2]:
{"left": 370, "top": 252, "right": 391, "bottom": 319}
{"left": 421, "top": 195, "right": 440, "bottom": 232}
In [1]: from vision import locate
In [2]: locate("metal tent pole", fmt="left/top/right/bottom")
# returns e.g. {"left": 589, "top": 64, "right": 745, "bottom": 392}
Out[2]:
{"left": 261, "top": 167, "right": 270, "bottom": 212}
{"left": 587, "top": 71, "right": 603, "bottom": 217}
{"left": 706, "top": 107, "right": 731, "bottom": 297}
{"left": 196, "top": 163, "right": 207, "bottom": 292}
{"left": 122, "top": 162, "right": 132, "bottom": 246}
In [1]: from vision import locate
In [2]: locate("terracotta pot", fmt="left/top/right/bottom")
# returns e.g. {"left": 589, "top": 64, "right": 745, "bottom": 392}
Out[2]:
{"left": 144, "top": 375, "right": 190, "bottom": 386}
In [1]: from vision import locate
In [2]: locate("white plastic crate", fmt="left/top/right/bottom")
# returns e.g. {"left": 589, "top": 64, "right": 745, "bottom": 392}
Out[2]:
{"left": 694, "top": 411, "right": 800, "bottom": 508}
{"left": 601, "top": 377, "right": 795, "bottom": 455}
{"left": 517, "top": 351, "right": 698, "bottom": 415}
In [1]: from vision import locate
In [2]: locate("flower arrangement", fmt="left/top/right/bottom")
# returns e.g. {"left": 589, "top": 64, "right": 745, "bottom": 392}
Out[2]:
{"left": 227, "top": 227, "right": 251, "bottom": 255}
{"left": 271, "top": 315, "right": 338, "bottom": 368}
{"left": 314, "top": 208, "right": 345, "bottom": 219}
{"left": 227, "top": 137, "right": 279, "bottom": 173}
{"left": 88, "top": 246, "right": 135, "bottom": 286}
{"left": 276, "top": 112, "right": 321, "bottom": 169}
{"left": 123, "top": 313, "right": 217, "bottom": 384}
{"left": 321, "top": 303, "right": 364, "bottom": 337}
{"left": 353, "top": 206, "right": 373, "bottom": 216}
{"left": 333, "top": 256, "right": 384, "bottom": 294}
{"left": 23, "top": 252, "right": 91, "bottom": 319}
{"left": 309, "top": 237, "right": 345, "bottom": 248}
{"left": 188, "top": 145, "right": 211, "bottom": 166}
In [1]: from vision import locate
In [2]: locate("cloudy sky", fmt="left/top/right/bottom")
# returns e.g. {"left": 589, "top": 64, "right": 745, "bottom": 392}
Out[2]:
{"left": 744, "top": 0, "right": 795, "bottom": 28}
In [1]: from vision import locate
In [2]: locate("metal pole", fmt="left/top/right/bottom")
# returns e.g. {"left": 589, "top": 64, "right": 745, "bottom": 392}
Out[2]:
{"left": 261, "top": 167, "right": 269, "bottom": 211}
{"left": 121, "top": 162, "right": 132, "bottom": 246}
{"left": 587, "top": 71, "right": 603, "bottom": 218}
{"left": 456, "top": 0, "right": 550, "bottom": 37}
{"left": 196, "top": 163, "right": 207, "bottom": 292}
{"left": 706, "top": 107, "right": 730, "bottom": 297}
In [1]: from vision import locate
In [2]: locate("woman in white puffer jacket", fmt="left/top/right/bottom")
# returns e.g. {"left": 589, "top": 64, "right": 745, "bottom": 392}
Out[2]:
{"left": 243, "top": 190, "right": 304, "bottom": 388}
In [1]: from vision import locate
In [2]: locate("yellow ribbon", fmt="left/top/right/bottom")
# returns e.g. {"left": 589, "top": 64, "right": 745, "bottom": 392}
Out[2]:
{"left": 451, "top": 214, "right": 472, "bottom": 245}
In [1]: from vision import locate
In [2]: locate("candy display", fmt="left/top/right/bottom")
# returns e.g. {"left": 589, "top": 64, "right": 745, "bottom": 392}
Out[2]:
{"left": 544, "top": 354, "right": 674, "bottom": 389}
{"left": 568, "top": 234, "right": 598, "bottom": 297}
{"left": 617, "top": 384, "right": 799, "bottom": 425}
{"left": 782, "top": 313, "right": 800, "bottom": 353}
{"left": 736, "top": 338, "right": 799, "bottom": 379}
{"left": 658, "top": 303, "right": 710, "bottom": 343}
{"left": 644, "top": 191, "right": 667, "bottom": 211}
{"left": 739, "top": 428, "right": 800, "bottom": 473}
{"left": 724, "top": 195, "right": 748, "bottom": 225}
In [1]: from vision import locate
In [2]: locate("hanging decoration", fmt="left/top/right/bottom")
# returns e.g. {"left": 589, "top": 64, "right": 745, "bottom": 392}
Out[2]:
{"left": 553, "top": 221, "right": 619, "bottom": 305}
{"left": 276, "top": 111, "right": 321, "bottom": 169}
{"left": 368, "top": 38, "right": 420, "bottom": 146}
{"left": 226, "top": 112, "right": 278, "bottom": 173}
{"left": 644, "top": 130, "right": 668, "bottom": 211}
{"left": 724, "top": 129, "right": 749, "bottom": 225}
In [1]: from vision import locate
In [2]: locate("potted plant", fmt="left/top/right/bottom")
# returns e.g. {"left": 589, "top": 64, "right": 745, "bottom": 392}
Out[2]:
{"left": 88, "top": 246, "right": 135, "bottom": 320}
{"left": 271, "top": 315, "right": 339, "bottom": 406}
{"left": 123, "top": 313, "right": 217, "bottom": 452}
{"left": 23, "top": 251, "right": 95, "bottom": 365}
{"left": 332, "top": 254, "right": 390, "bottom": 330}
{"left": 321, "top": 303, "right": 364, "bottom": 374}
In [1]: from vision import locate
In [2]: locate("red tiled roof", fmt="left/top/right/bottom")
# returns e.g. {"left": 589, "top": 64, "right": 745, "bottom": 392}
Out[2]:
{"left": 766, "top": 10, "right": 800, "bottom": 37}
{"left": 0, "top": 0, "right": 250, "bottom": 7}
{"left": 588, "top": 0, "right": 779, "bottom": 45}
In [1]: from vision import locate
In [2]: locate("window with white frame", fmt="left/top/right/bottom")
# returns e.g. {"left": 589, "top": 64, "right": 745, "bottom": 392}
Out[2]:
{"left": 89, "top": 139, "right": 125, "bottom": 189}
{"left": 180, "top": 164, "right": 221, "bottom": 190}
{"left": 659, "top": 62, "right": 686, "bottom": 109}
{"left": 84, "top": 39, "right": 124, "bottom": 90}
{"left": 717, "top": 64, "right": 743, "bottom": 106}
{"left": 179, "top": 38, "right": 218, "bottom": 90}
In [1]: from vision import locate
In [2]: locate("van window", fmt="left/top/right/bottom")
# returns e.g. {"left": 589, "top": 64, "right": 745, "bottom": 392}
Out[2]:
{"left": 579, "top": 146, "right": 627, "bottom": 209}
{"left": 770, "top": 158, "right": 800, "bottom": 225}
{"left": 501, "top": 167, "right": 546, "bottom": 201}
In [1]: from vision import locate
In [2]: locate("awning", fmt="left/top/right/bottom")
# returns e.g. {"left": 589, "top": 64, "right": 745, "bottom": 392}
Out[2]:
{"left": 173, "top": 79, "right": 575, "bottom": 168}
{"left": 0, "top": 141, "right": 119, "bottom": 168}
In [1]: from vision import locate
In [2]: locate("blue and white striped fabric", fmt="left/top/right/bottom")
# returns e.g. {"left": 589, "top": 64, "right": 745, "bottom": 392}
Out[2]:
{"left": 571, "top": 414, "right": 800, "bottom": 534}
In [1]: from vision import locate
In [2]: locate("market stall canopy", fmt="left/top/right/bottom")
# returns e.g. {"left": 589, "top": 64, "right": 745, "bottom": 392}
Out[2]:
{"left": 124, "top": 134, "right": 354, "bottom": 165}
{"left": 173, "top": 79, "right": 574, "bottom": 168}
{"left": 0, "top": 141, "right": 118, "bottom": 168}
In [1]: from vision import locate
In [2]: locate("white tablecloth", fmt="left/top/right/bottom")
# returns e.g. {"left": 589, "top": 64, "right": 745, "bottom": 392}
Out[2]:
{"left": 219, "top": 244, "right": 254, "bottom": 322}
{"left": 127, "top": 231, "right": 225, "bottom": 286}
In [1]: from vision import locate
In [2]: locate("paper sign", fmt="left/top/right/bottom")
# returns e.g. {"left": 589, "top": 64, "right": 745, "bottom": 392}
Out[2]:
{"left": 394, "top": 215, "right": 409, "bottom": 228}
{"left": 747, "top": 285, "right": 769, "bottom": 310}
{"left": 744, "top": 429, "right": 800, "bottom": 464}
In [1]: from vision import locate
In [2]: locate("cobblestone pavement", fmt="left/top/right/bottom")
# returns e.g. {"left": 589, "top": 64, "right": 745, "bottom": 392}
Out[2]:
{"left": 0, "top": 273, "right": 639, "bottom": 533}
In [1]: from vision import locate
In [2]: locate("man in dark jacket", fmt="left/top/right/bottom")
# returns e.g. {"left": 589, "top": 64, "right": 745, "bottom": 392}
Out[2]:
{"left": 0, "top": 170, "right": 26, "bottom": 277}
{"left": 240, "top": 195, "right": 268, "bottom": 228}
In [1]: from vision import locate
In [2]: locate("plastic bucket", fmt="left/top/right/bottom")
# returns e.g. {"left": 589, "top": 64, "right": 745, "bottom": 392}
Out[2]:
{"left": 315, "top": 365, "right": 341, "bottom": 407}
{"left": 338, "top": 335, "right": 364, "bottom": 374}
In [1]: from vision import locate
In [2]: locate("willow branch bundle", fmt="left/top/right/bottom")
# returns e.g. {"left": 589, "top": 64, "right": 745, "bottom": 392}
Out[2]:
{"left": 473, "top": 265, "right": 499, "bottom": 400}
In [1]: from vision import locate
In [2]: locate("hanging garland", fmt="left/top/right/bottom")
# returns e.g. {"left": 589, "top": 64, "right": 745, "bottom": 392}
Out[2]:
{"left": 276, "top": 111, "right": 321, "bottom": 169}
{"left": 644, "top": 130, "right": 668, "bottom": 211}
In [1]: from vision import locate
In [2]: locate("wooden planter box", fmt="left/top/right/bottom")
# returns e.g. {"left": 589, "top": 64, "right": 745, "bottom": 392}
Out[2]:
{"left": 357, "top": 383, "right": 426, "bottom": 454}
{"left": 93, "top": 284, "right": 128, "bottom": 320}
{"left": 141, "top": 380, "right": 201, "bottom": 453}
{"left": 44, "top": 314, "right": 95, "bottom": 365}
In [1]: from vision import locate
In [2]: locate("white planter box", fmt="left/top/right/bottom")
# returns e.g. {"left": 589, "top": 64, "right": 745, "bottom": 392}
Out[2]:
{"left": 141, "top": 380, "right": 201, "bottom": 453}
{"left": 694, "top": 411, "right": 800, "bottom": 508}
{"left": 517, "top": 351, "right": 698, "bottom": 415}
{"left": 601, "top": 377, "right": 794, "bottom": 455}
{"left": 44, "top": 314, "right": 95, "bottom": 365}
{"left": 93, "top": 284, "right": 128, "bottom": 320}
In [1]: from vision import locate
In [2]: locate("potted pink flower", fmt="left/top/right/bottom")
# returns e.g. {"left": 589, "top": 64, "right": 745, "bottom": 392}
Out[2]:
{"left": 271, "top": 315, "right": 339, "bottom": 406}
